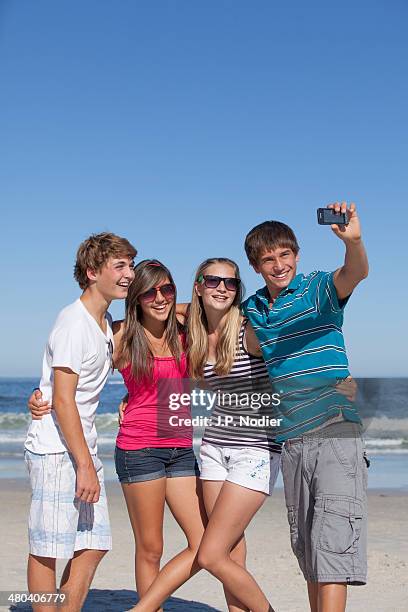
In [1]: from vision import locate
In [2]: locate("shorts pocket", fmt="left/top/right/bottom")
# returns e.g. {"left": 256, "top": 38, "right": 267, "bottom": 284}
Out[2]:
{"left": 330, "top": 438, "right": 358, "bottom": 476}
{"left": 199, "top": 443, "right": 217, "bottom": 463}
{"left": 362, "top": 453, "right": 369, "bottom": 490}
{"left": 318, "top": 497, "right": 363, "bottom": 554}
{"left": 124, "top": 448, "right": 153, "bottom": 472}
{"left": 125, "top": 447, "right": 152, "bottom": 458}
{"left": 287, "top": 506, "right": 304, "bottom": 559}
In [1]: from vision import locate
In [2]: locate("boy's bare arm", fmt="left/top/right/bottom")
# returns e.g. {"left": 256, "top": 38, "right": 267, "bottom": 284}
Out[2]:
{"left": 175, "top": 302, "right": 190, "bottom": 326}
{"left": 330, "top": 202, "right": 369, "bottom": 299}
{"left": 112, "top": 319, "right": 124, "bottom": 368}
{"left": 176, "top": 302, "right": 190, "bottom": 317}
{"left": 53, "top": 367, "right": 100, "bottom": 504}
{"left": 244, "top": 321, "right": 262, "bottom": 357}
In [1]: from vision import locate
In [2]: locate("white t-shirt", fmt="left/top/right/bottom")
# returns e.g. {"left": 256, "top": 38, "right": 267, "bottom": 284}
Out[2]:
{"left": 25, "top": 299, "right": 114, "bottom": 455}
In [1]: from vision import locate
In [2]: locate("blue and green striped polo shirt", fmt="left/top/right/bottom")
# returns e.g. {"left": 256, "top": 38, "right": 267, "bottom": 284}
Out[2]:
{"left": 242, "top": 271, "right": 361, "bottom": 441}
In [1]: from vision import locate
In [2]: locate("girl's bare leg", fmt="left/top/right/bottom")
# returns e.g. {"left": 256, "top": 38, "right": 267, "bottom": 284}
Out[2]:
{"left": 307, "top": 581, "right": 318, "bottom": 612}
{"left": 130, "top": 476, "right": 207, "bottom": 612}
{"left": 202, "top": 480, "right": 249, "bottom": 612}
{"left": 318, "top": 583, "right": 347, "bottom": 612}
{"left": 121, "top": 478, "right": 166, "bottom": 609}
{"left": 197, "top": 481, "right": 272, "bottom": 612}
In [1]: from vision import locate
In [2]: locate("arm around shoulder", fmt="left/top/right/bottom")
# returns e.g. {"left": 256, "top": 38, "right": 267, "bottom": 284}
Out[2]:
{"left": 176, "top": 302, "right": 190, "bottom": 318}
{"left": 112, "top": 320, "right": 125, "bottom": 368}
{"left": 175, "top": 303, "right": 191, "bottom": 327}
{"left": 244, "top": 321, "right": 262, "bottom": 357}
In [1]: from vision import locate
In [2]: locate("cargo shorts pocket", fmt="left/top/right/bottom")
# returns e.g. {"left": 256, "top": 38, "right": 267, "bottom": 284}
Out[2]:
{"left": 330, "top": 438, "right": 358, "bottom": 477}
{"left": 288, "top": 506, "right": 304, "bottom": 558}
{"left": 318, "top": 497, "right": 363, "bottom": 554}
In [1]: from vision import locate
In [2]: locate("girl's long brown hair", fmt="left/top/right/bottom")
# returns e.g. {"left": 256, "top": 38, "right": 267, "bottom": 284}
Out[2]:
{"left": 118, "top": 259, "right": 182, "bottom": 383}
{"left": 187, "top": 258, "right": 244, "bottom": 380}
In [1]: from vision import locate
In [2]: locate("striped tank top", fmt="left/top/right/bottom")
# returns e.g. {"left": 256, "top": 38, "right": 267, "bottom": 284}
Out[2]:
{"left": 201, "top": 319, "right": 282, "bottom": 453}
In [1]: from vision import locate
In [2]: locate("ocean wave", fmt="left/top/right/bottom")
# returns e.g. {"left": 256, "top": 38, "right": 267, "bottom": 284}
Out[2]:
{"left": 2, "top": 412, "right": 408, "bottom": 432}
{"left": 97, "top": 437, "right": 116, "bottom": 445}
{"left": 365, "top": 449, "right": 408, "bottom": 455}
{"left": 0, "top": 413, "right": 31, "bottom": 428}
{"left": 95, "top": 414, "right": 120, "bottom": 430}
{"left": 0, "top": 412, "right": 121, "bottom": 430}
{"left": 0, "top": 434, "right": 26, "bottom": 443}
{"left": 364, "top": 416, "right": 408, "bottom": 436}
{"left": 0, "top": 451, "right": 25, "bottom": 458}
{"left": 365, "top": 438, "right": 404, "bottom": 447}
{"left": 1, "top": 411, "right": 408, "bottom": 454}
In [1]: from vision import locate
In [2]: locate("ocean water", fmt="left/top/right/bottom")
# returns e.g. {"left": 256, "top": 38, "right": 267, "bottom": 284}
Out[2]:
{"left": 1, "top": 377, "right": 407, "bottom": 489}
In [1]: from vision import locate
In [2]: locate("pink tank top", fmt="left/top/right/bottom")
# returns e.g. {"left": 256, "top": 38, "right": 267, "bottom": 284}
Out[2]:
{"left": 116, "top": 350, "right": 193, "bottom": 450}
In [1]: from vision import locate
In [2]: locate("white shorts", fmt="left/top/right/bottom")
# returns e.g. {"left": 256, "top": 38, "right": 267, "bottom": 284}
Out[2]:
{"left": 199, "top": 442, "right": 281, "bottom": 495}
{"left": 25, "top": 450, "right": 112, "bottom": 559}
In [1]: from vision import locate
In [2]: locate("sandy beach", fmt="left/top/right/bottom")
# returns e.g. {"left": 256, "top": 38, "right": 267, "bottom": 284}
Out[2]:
{"left": 1, "top": 478, "right": 406, "bottom": 612}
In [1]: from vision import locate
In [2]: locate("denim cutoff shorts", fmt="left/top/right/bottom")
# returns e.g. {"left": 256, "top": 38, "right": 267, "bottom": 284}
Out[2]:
{"left": 115, "top": 446, "right": 200, "bottom": 483}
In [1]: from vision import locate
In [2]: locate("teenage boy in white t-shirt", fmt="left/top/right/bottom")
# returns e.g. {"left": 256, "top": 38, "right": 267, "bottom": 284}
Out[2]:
{"left": 24, "top": 232, "right": 136, "bottom": 611}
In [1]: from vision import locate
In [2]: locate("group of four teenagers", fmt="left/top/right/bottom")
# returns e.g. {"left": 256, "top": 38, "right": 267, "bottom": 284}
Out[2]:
{"left": 27, "top": 202, "right": 368, "bottom": 612}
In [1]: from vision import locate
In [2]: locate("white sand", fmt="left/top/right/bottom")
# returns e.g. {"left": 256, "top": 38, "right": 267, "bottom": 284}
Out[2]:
{"left": 1, "top": 479, "right": 407, "bottom": 611}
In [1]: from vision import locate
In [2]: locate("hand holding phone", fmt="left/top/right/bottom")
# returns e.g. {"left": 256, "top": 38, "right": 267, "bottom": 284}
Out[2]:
{"left": 318, "top": 202, "right": 362, "bottom": 244}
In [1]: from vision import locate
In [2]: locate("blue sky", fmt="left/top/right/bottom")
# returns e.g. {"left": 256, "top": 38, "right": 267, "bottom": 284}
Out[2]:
{"left": 0, "top": 0, "right": 407, "bottom": 376}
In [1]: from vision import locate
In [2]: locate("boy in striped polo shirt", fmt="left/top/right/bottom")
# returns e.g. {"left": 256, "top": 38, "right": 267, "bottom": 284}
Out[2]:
{"left": 242, "top": 203, "right": 369, "bottom": 612}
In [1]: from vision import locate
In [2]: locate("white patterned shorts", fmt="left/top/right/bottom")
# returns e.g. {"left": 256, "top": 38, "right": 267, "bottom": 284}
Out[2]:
{"left": 25, "top": 450, "right": 112, "bottom": 559}
{"left": 199, "top": 443, "right": 281, "bottom": 495}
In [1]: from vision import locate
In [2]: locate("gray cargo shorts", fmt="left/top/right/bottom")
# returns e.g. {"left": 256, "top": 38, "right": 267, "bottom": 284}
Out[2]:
{"left": 281, "top": 421, "right": 368, "bottom": 585}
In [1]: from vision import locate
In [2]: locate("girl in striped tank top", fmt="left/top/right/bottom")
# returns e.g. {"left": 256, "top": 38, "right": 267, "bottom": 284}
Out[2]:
{"left": 187, "top": 258, "right": 279, "bottom": 612}
{"left": 201, "top": 321, "right": 282, "bottom": 455}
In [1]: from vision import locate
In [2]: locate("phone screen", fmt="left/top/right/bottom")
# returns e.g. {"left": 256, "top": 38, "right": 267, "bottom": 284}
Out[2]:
{"left": 317, "top": 208, "right": 348, "bottom": 225}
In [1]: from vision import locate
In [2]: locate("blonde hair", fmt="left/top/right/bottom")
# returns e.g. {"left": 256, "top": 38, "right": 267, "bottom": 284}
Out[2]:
{"left": 74, "top": 232, "right": 137, "bottom": 290}
{"left": 187, "top": 258, "right": 244, "bottom": 380}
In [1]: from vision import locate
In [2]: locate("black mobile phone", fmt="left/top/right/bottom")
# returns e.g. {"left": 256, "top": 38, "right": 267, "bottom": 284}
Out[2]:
{"left": 317, "top": 208, "right": 349, "bottom": 225}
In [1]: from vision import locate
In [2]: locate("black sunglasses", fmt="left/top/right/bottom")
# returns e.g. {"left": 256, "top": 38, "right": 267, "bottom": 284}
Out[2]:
{"left": 197, "top": 274, "right": 241, "bottom": 292}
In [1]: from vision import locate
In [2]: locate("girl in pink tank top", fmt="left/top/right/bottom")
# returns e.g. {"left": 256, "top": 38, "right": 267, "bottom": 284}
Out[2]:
{"left": 111, "top": 260, "right": 206, "bottom": 610}
{"left": 116, "top": 342, "right": 192, "bottom": 450}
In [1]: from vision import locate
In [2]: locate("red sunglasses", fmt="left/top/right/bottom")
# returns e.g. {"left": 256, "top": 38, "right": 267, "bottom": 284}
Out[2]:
{"left": 138, "top": 283, "right": 176, "bottom": 303}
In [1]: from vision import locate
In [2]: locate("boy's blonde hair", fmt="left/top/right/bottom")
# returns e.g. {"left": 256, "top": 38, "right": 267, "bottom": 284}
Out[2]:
{"left": 74, "top": 232, "right": 137, "bottom": 290}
